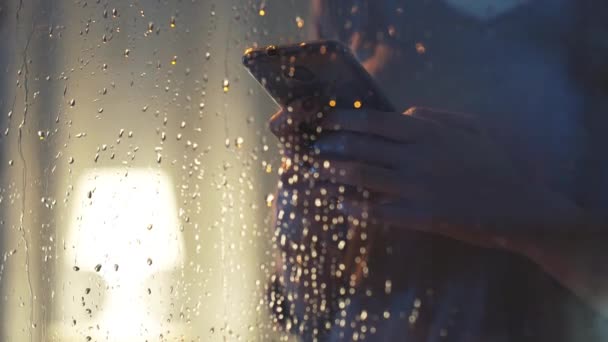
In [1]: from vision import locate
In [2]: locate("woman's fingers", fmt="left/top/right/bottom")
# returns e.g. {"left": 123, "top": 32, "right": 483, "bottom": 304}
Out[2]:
{"left": 342, "top": 199, "right": 432, "bottom": 228}
{"left": 319, "top": 108, "right": 438, "bottom": 143}
{"left": 269, "top": 98, "right": 324, "bottom": 137}
{"left": 315, "top": 159, "right": 428, "bottom": 199}
{"left": 342, "top": 199, "right": 510, "bottom": 250}
{"left": 270, "top": 105, "right": 476, "bottom": 145}
{"left": 313, "top": 131, "right": 412, "bottom": 168}
{"left": 405, "top": 106, "right": 482, "bottom": 135}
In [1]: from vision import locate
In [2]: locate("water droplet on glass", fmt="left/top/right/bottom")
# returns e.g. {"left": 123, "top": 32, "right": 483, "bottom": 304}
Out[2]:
{"left": 222, "top": 79, "right": 230, "bottom": 93}
{"left": 385, "top": 279, "right": 392, "bottom": 294}
{"left": 68, "top": 157, "right": 74, "bottom": 164}
{"left": 416, "top": 42, "right": 426, "bottom": 54}
{"left": 171, "top": 56, "right": 178, "bottom": 65}
{"left": 266, "top": 193, "right": 275, "bottom": 207}
{"left": 235, "top": 136, "right": 244, "bottom": 148}
{"left": 69, "top": 99, "right": 76, "bottom": 106}
{"left": 73, "top": 266, "right": 80, "bottom": 272}
{"left": 112, "top": 8, "right": 118, "bottom": 18}
{"left": 147, "top": 258, "right": 153, "bottom": 266}
{"left": 124, "top": 49, "right": 130, "bottom": 57}
{"left": 170, "top": 16, "right": 176, "bottom": 28}
{"left": 147, "top": 224, "right": 153, "bottom": 230}
{"left": 114, "top": 264, "right": 119, "bottom": 271}
{"left": 94, "top": 264, "right": 102, "bottom": 272}
{"left": 295, "top": 16, "right": 305, "bottom": 29}
{"left": 205, "top": 52, "right": 211, "bottom": 60}
{"left": 85, "top": 288, "right": 91, "bottom": 295}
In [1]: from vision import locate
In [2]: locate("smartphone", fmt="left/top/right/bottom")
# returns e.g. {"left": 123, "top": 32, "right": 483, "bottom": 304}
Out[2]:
{"left": 242, "top": 40, "right": 396, "bottom": 113}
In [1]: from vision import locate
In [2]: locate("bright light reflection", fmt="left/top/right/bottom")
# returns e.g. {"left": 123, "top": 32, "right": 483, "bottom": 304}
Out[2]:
{"left": 57, "top": 168, "right": 184, "bottom": 341}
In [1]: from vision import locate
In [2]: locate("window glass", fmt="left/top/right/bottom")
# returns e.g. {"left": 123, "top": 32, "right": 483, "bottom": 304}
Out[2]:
{"left": 2, "top": 1, "right": 608, "bottom": 341}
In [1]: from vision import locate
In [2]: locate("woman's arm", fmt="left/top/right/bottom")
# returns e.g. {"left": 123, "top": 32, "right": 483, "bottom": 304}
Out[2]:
{"left": 540, "top": 0, "right": 608, "bottom": 314}
{"left": 519, "top": 237, "right": 608, "bottom": 318}
{"left": 310, "top": 105, "right": 608, "bottom": 317}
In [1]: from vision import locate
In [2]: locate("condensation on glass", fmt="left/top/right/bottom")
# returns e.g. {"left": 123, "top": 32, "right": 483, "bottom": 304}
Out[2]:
{"left": 0, "top": 1, "right": 310, "bottom": 341}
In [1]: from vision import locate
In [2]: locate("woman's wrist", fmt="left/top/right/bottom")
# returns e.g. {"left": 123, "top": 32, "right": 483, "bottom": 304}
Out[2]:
{"left": 519, "top": 234, "right": 608, "bottom": 318}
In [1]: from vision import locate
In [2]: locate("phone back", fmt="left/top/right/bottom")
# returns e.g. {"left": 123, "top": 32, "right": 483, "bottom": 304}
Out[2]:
{"left": 243, "top": 40, "right": 395, "bottom": 112}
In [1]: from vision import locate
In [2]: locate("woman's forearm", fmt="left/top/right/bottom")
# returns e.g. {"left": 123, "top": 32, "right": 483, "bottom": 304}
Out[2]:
{"left": 521, "top": 236, "right": 608, "bottom": 318}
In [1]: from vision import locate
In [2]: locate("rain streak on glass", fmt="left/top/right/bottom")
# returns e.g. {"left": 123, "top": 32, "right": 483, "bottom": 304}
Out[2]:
{"left": 0, "top": 1, "right": 386, "bottom": 342}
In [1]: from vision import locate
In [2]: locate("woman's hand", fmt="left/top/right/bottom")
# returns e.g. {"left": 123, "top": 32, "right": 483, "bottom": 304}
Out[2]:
{"left": 311, "top": 107, "right": 586, "bottom": 244}
{"left": 300, "top": 105, "right": 608, "bottom": 316}
{"left": 268, "top": 104, "right": 608, "bottom": 319}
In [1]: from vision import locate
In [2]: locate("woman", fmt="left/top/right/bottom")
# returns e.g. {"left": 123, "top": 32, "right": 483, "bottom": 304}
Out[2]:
{"left": 267, "top": 0, "right": 608, "bottom": 340}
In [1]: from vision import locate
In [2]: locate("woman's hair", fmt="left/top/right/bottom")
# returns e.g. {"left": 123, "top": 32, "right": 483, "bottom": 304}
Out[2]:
{"left": 315, "top": 0, "right": 407, "bottom": 52}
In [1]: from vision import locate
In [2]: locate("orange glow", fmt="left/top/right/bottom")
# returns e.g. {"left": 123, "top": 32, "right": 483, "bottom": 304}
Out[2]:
{"left": 296, "top": 17, "right": 304, "bottom": 29}
{"left": 353, "top": 100, "right": 362, "bottom": 109}
{"left": 329, "top": 99, "right": 336, "bottom": 107}
{"left": 416, "top": 42, "right": 426, "bottom": 54}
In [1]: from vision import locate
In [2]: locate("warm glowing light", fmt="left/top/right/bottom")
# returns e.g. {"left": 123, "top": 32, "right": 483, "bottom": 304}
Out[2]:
{"left": 296, "top": 16, "right": 304, "bottom": 29}
{"left": 353, "top": 100, "right": 362, "bottom": 109}
{"left": 170, "top": 16, "right": 176, "bottom": 28}
{"left": 259, "top": 9, "right": 266, "bottom": 16}
{"left": 416, "top": 42, "right": 426, "bottom": 54}
{"left": 266, "top": 193, "right": 275, "bottom": 207}
{"left": 329, "top": 99, "right": 337, "bottom": 107}
{"left": 57, "top": 168, "right": 184, "bottom": 341}
{"left": 171, "top": 55, "right": 177, "bottom": 65}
